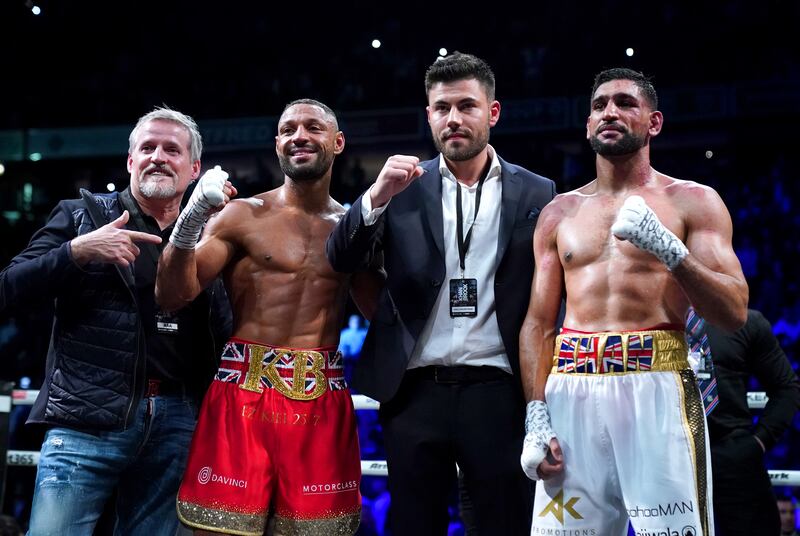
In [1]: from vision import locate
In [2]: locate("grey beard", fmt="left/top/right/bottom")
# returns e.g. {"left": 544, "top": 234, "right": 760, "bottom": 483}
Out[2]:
{"left": 138, "top": 179, "right": 177, "bottom": 199}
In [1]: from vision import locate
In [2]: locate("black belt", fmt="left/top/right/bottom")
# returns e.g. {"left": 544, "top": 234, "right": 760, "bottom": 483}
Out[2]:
{"left": 145, "top": 378, "right": 185, "bottom": 397}
{"left": 405, "top": 365, "right": 511, "bottom": 384}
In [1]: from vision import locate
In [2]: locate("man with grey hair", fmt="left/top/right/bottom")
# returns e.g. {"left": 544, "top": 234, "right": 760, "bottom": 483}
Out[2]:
{"left": 0, "top": 106, "right": 232, "bottom": 535}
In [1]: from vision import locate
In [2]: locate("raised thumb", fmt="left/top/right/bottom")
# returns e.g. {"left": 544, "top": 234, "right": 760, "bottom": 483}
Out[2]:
{"left": 112, "top": 210, "right": 130, "bottom": 227}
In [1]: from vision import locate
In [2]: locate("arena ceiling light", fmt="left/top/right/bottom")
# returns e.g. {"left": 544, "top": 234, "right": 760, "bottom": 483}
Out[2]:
{"left": 25, "top": 0, "right": 41, "bottom": 15}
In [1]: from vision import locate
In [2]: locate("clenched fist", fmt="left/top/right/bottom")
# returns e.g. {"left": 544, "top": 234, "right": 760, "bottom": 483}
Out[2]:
{"left": 611, "top": 195, "right": 688, "bottom": 271}
{"left": 369, "top": 155, "right": 425, "bottom": 208}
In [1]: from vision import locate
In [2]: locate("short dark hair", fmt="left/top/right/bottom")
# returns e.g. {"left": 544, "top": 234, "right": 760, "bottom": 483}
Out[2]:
{"left": 424, "top": 51, "right": 496, "bottom": 101}
{"left": 591, "top": 68, "right": 658, "bottom": 109}
{"left": 281, "top": 98, "right": 339, "bottom": 130}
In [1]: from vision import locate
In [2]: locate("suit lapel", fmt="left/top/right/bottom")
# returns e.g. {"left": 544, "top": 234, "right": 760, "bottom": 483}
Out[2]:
{"left": 496, "top": 158, "right": 521, "bottom": 268}
{"left": 419, "top": 164, "right": 445, "bottom": 262}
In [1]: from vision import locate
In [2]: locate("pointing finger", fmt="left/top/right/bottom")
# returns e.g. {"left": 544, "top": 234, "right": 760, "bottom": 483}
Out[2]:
{"left": 125, "top": 230, "right": 163, "bottom": 244}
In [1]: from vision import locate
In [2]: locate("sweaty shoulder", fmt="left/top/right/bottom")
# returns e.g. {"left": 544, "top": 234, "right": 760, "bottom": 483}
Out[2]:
{"left": 547, "top": 185, "right": 593, "bottom": 214}
{"left": 329, "top": 198, "right": 347, "bottom": 216}
{"left": 212, "top": 195, "right": 266, "bottom": 220}
{"left": 536, "top": 191, "right": 584, "bottom": 235}
{"left": 202, "top": 192, "right": 272, "bottom": 238}
{"left": 663, "top": 175, "right": 725, "bottom": 212}
{"left": 322, "top": 198, "right": 347, "bottom": 225}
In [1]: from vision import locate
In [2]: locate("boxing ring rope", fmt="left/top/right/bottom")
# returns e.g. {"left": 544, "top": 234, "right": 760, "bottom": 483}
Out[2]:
{"left": 3, "top": 390, "right": 799, "bottom": 485}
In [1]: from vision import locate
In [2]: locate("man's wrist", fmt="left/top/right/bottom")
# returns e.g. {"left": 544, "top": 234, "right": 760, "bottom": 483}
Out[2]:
{"left": 169, "top": 204, "right": 207, "bottom": 249}
{"left": 361, "top": 185, "right": 389, "bottom": 226}
{"left": 368, "top": 184, "right": 389, "bottom": 209}
{"left": 660, "top": 237, "right": 688, "bottom": 271}
{"left": 69, "top": 237, "right": 90, "bottom": 267}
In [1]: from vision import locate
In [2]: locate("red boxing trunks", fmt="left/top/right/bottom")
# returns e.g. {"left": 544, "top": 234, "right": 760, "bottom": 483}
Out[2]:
{"left": 177, "top": 338, "right": 361, "bottom": 535}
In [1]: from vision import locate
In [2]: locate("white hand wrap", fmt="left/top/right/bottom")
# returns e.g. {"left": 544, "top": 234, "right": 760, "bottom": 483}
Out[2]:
{"left": 169, "top": 166, "right": 229, "bottom": 250}
{"left": 611, "top": 195, "right": 688, "bottom": 270}
{"left": 520, "top": 400, "right": 557, "bottom": 481}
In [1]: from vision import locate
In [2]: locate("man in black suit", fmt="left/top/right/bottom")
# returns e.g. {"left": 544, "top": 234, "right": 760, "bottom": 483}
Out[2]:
{"left": 705, "top": 309, "right": 800, "bottom": 535}
{"left": 326, "top": 52, "right": 556, "bottom": 535}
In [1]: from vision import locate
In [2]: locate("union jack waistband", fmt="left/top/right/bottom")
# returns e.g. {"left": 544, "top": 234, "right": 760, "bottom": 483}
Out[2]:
{"left": 552, "top": 329, "right": 688, "bottom": 375}
{"left": 215, "top": 338, "right": 347, "bottom": 400}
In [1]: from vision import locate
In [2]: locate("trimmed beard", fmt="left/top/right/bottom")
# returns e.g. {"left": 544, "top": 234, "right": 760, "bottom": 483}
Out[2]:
{"left": 278, "top": 152, "right": 333, "bottom": 182}
{"left": 432, "top": 127, "right": 490, "bottom": 162}
{"left": 589, "top": 130, "right": 646, "bottom": 156}
{"left": 137, "top": 176, "right": 177, "bottom": 199}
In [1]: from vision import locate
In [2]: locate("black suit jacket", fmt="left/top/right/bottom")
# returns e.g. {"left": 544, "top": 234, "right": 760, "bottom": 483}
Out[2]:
{"left": 326, "top": 157, "right": 556, "bottom": 402}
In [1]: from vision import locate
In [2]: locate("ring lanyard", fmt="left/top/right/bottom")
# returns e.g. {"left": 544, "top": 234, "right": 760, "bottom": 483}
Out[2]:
{"left": 455, "top": 175, "right": 486, "bottom": 277}
{"left": 450, "top": 161, "right": 491, "bottom": 318}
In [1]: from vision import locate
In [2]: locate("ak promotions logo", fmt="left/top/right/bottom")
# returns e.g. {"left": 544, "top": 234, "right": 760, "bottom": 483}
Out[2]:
{"left": 197, "top": 466, "right": 248, "bottom": 489}
{"left": 538, "top": 489, "right": 584, "bottom": 524}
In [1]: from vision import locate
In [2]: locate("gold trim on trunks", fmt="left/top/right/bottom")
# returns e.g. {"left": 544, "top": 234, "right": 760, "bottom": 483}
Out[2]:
{"left": 677, "top": 368, "right": 711, "bottom": 536}
{"left": 177, "top": 499, "right": 265, "bottom": 536}
{"left": 274, "top": 511, "right": 361, "bottom": 535}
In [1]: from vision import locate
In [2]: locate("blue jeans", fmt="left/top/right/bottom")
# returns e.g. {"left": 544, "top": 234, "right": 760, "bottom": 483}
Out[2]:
{"left": 27, "top": 394, "right": 198, "bottom": 536}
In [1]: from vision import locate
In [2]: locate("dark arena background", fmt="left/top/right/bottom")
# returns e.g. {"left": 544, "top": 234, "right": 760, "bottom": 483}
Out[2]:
{"left": 0, "top": 1, "right": 798, "bottom": 534}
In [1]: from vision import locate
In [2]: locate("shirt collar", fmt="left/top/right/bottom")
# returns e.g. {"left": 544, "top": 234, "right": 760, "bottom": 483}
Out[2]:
{"left": 438, "top": 144, "right": 502, "bottom": 185}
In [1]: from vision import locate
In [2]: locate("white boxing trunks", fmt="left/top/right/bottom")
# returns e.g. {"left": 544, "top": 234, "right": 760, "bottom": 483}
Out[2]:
{"left": 531, "top": 327, "right": 713, "bottom": 536}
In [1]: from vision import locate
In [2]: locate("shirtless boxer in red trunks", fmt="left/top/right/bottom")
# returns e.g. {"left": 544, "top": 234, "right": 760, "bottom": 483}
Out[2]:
{"left": 156, "top": 99, "right": 381, "bottom": 536}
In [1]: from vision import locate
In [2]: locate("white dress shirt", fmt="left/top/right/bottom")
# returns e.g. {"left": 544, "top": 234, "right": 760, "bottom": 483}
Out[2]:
{"left": 361, "top": 147, "right": 510, "bottom": 372}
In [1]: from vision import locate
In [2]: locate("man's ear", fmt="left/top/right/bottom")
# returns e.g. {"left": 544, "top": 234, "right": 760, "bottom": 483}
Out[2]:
{"left": 489, "top": 100, "right": 501, "bottom": 128}
{"left": 191, "top": 160, "right": 201, "bottom": 180}
{"left": 334, "top": 131, "right": 345, "bottom": 155}
{"left": 648, "top": 110, "right": 664, "bottom": 137}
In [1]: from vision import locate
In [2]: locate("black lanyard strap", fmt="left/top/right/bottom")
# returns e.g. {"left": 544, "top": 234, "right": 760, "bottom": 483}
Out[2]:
{"left": 455, "top": 174, "right": 487, "bottom": 272}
